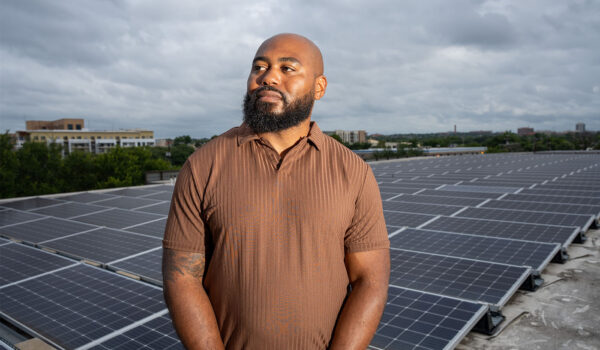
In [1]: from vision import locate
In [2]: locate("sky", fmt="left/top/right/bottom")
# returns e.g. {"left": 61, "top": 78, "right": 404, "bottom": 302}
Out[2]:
{"left": 1, "top": 0, "right": 599, "bottom": 138}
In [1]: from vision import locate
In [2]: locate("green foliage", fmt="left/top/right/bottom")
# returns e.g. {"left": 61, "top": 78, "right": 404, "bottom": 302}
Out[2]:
{"left": 170, "top": 144, "right": 196, "bottom": 166}
{"left": 173, "top": 135, "right": 193, "bottom": 146}
{"left": 0, "top": 132, "right": 19, "bottom": 198}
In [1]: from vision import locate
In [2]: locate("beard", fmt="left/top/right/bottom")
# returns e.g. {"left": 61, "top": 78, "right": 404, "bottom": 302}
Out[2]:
{"left": 243, "top": 86, "right": 315, "bottom": 133}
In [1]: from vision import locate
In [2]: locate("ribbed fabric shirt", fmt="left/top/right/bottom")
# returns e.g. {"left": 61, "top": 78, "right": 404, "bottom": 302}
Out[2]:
{"left": 163, "top": 121, "right": 389, "bottom": 349}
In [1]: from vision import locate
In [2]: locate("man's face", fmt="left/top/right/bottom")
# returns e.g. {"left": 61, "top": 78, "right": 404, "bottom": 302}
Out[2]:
{"left": 243, "top": 38, "right": 317, "bottom": 133}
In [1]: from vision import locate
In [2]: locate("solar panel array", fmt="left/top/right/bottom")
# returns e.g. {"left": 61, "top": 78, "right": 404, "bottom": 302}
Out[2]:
{"left": 1, "top": 152, "right": 599, "bottom": 350}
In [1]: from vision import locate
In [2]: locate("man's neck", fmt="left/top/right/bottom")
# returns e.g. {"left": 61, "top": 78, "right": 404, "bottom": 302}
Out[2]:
{"left": 257, "top": 118, "right": 311, "bottom": 156}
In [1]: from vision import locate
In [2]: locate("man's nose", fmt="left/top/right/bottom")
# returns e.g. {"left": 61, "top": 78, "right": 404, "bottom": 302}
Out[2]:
{"left": 260, "top": 68, "right": 280, "bottom": 86}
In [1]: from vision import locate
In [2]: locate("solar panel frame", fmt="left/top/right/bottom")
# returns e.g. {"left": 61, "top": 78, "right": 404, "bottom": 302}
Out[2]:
{"left": 481, "top": 200, "right": 600, "bottom": 219}
{"left": 133, "top": 202, "right": 172, "bottom": 216}
{"left": 370, "top": 286, "right": 488, "bottom": 350}
{"left": 418, "top": 189, "right": 502, "bottom": 199}
{"left": 0, "top": 217, "right": 100, "bottom": 244}
{"left": 92, "top": 196, "right": 165, "bottom": 210}
{"left": 378, "top": 186, "right": 424, "bottom": 195}
{"left": 139, "top": 191, "right": 174, "bottom": 201}
{"left": 103, "top": 188, "right": 162, "bottom": 197}
{"left": 124, "top": 218, "right": 167, "bottom": 238}
{"left": 72, "top": 208, "right": 166, "bottom": 229}
{"left": 0, "top": 197, "right": 66, "bottom": 211}
{"left": 30, "top": 202, "right": 110, "bottom": 219}
{"left": 503, "top": 193, "right": 600, "bottom": 206}
{"left": 384, "top": 211, "right": 439, "bottom": 228}
{"left": 519, "top": 188, "right": 600, "bottom": 198}
{"left": 0, "top": 209, "right": 47, "bottom": 228}
{"left": 56, "top": 192, "right": 119, "bottom": 203}
{"left": 388, "top": 195, "right": 486, "bottom": 207}
{"left": 438, "top": 185, "right": 522, "bottom": 194}
{"left": 107, "top": 247, "right": 163, "bottom": 285}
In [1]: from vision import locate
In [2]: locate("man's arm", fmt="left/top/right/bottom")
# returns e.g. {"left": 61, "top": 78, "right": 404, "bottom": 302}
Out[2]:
{"left": 162, "top": 248, "right": 224, "bottom": 350}
{"left": 329, "top": 248, "right": 390, "bottom": 350}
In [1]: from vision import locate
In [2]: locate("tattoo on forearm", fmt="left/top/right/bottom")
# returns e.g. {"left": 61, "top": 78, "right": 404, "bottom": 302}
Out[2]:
{"left": 163, "top": 249, "right": 206, "bottom": 283}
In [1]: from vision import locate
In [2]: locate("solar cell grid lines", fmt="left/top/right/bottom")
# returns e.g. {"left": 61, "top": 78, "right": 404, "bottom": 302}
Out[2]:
{"left": 134, "top": 201, "right": 172, "bottom": 216}
{"left": 455, "top": 207, "right": 594, "bottom": 232}
{"left": 380, "top": 192, "right": 406, "bottom": 200}
{"left": 540, "top": 183, "right": 600, "bottom": 191}
{"left": 0, "top": 264, "right": 166, "bottom": 350}
{"left": 109, "top": 247, "right": 163, "bottom": 285}
{"left": 384, "top": 211, "right": 438, "bottom": 228}
{"left": 124, "top": 218, "right": 167, "bottom": 238}
{"left": 56, "top": 192, "right": 119, "bottom": 203}
{"left": 72, "top": 208, "right": 165, "bottom": 229}
{"left": 391, "top": 195, "right": 486, "bottom": 207}
{"left": 390, "top": 228, "right": 559, "bottom": 271}
{"left": 0, "top": 244, "right": 77, "bottom": 287}
{"left": 389, "top": 249, "right": 530, "bottom": 306}
{"left": 89, "top": 315, "right": 183, "bottom": 350}
{"left": 418, "top": 189, "right": 501, "bottom": 199}
{"left": 104, "top": 188, "right": 162, "bottom": 197}
{"left": 378, "top": 186, "right": 424, "bottom": 195}
{"left": 371, "top": 287, "right": 487, "bottom": 350}
{"left": 439, "top": 185, "right": 521, "bottom": 194}
{"left": 0, "top": 209, "right": 45, "bottom": 227}
{"left": 30, "top": 202, "right": 109, "bottom": 219}
{"left": 383, "top": 201, "right": 463, "bottom": 216}
{"left": 140, "top": 191, "right": 174, "bottom": 201}
{"left": 92, "top": 196, "right": 164, "bottom": 210}
{"left": 0, "top": 217, "right": 99, "bottom": 244}
{"left": 39, "top": 227, "right": 162, "bottom": 264}
{"left": 482, "top": 200, "right": 600, "bottom": 219}
{"left": 0, "top": 197, "right": 66, "bottom": 211}
{"left": 520, "top": 188, "right": 600, "bottom": 198}
{"left": 422, "top": 216, "right": 580, "bottom": 247}
{"left": 503, "top": 193, "right": 600, "bottom": 206}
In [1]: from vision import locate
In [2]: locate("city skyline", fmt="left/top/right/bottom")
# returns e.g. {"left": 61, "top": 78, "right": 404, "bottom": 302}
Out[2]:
{"left": 1, "top": 1, "right": 599, "bottom": 138}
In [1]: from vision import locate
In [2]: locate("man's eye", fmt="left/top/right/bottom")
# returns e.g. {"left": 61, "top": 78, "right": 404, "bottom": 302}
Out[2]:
{"left": 282, "top": 66, "right": 295, "bottom": 72}
{"left": 253, "top": 65, "right": 266, "bottom": 71}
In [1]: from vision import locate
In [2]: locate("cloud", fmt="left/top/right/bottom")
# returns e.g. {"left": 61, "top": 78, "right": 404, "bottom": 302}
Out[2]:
{"left": 1, "top": 0, "right": 599, "bottom": 138}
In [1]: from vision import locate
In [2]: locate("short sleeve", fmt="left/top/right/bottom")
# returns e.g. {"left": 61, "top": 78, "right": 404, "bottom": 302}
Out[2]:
{"left": 163, "top": 160, "right": 207, "bottom": 252}
{"left": 344, "top": 166, "right": 390, "bottom": 253}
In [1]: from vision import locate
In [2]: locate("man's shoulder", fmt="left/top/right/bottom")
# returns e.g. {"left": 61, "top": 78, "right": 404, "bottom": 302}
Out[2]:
{"left": 320, "top": 133, "right": 369, "bottom": 171}
{"left": 186, "top": 126, "right": 242, "bottom": 164}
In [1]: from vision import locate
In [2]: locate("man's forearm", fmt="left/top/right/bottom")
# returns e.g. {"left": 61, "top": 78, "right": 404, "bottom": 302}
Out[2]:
{"left": 163, "top": 248, "right": 224, "bottom": 350}
{"left": 329, "top": 279, "right": 388, "bottom": 350}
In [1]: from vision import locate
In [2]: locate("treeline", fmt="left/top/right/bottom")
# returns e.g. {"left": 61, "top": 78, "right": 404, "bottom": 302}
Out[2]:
{"left": 0, "top": 133, "right": 195, "bottom": 199}
{"left": 372, "top": 147, "right": 424, "bottom": 161}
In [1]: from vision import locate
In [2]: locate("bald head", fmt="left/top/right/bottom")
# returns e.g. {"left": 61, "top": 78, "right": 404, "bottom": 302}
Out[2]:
{"left": 255, "top": 33, "right": 324, "bottom": 76}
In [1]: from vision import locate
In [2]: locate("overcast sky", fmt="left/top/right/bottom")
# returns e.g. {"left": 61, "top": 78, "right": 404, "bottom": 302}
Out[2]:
{"left": 1, "top": 1, "right": 599, "bottom": 138}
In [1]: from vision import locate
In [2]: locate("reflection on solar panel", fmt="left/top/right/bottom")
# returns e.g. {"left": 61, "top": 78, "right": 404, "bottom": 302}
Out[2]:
{"left": 456, "top": 207, "right": 594, "bottom": 231}
{"left": 0, "top": 244, "right": 77, "bottom": 286}
{"left": 391, "top": 195, "right": 485, "bottom": 207}
{"left": 383, "top": 201, "right": 463, "bottom": 216}
{"left": 109, "top": 247, "right": 163, "bottom": 285}
{"left": 40, "top": 228, "right": 162, "bottom": 264}
{"left": 57, "top": 192, "right": 118, "bottom": 203}
{"left": 134, "top": 202, "right": 171, "bottom": 216}
{"left": 31, "top": 202, "right": 108, "bottom": 219}
{"left": 389, "top": 249, "right": 529, "bottom": 306}
{"left": 390, "top": 228, "right": 559, "bottom": 271}
{"left": 438, "top": 185, "right": 521, "bottom": 194}
{"left": 0, "top": 217, "right": 98, "bottom": 244}
{"left": 125, "top": 218, "right": 167, "bottom": 238}
{"left": 482, "top": 200, "right": 600, "bottom": 218}
{"left": 371, "top": 287, "right": 487, "bottom": 350}
{"left": 418, "top": 189, "right": 500, "bottom": 199}
{"left": 89, "top": 315, "right": 183, "bottom": 350}
{"left": 384, "top": 211, "right": 438, "bottom": 228}
{"left": 421, "top": 216, "right": 580, "bottom": 247}
{"left": 0, "top": 264, "right": 166, "bottom": 350}
{"left": 72, "top": 208, "right": 165, "bottom": 229}
{"left": 0, "top": 209, "right": 45, "bottom": 227}
{"left": 93, "top": 196, "right": 163, "bottom": 210}
{"left": 503, "top": 193, "right": 600, "bottom": 206}
{"left": 0, "top": 197, "right": 65, "bottom": 210}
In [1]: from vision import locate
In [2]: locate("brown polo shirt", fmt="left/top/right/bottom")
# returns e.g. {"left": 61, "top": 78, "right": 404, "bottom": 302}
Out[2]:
{"left": 163, "top": 121, "right": 389, "bottom": 349}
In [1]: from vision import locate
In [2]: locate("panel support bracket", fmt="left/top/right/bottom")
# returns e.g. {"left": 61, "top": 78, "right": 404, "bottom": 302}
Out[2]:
{"left": 473, "top": 306, "right": 504, "bottom": 335}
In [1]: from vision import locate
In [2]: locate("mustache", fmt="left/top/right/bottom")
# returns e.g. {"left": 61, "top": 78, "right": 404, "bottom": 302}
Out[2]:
{"left": 251, "top": 86, "right": 287, "bottom": 103}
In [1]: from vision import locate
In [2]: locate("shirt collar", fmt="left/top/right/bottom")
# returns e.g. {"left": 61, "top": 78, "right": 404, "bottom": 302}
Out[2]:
{"left": 237, "top": 121, "right": 324, "bottom": 151}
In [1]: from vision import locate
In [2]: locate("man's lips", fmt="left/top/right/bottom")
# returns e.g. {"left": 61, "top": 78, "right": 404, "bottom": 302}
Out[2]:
{"left": 257, "top": 90, "right": 283, "bottom": 103}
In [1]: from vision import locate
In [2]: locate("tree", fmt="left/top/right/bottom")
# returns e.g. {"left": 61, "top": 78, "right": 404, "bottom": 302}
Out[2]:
{"left": 0, "top": 132, "right": 19, "bottom": 198}
{"left": 173, "top": 135, "right": 193, "bottom": 146}
{"left": 170, "top": 144, "right": 195, "bottom": 166}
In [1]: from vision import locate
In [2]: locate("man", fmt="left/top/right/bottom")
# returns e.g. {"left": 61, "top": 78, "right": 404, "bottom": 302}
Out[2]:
{"left": 163, "top": 33, "right": 390, "bottom": 350}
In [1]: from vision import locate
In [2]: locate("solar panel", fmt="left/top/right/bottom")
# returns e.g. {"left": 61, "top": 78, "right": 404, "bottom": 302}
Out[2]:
{"left": 455, "top": 207, "right": 594, "bottom": 232}
{"left": 0, "top": 237, "right": 9, "bottom": 246}
{"left": 520, "top": 188, "right": 600, "bottom": 198}
{"left": 371, "top": 287, "right": 487, "bottom": 350}
{"left": 390, "top": 228, "right": 560, "bottom": 271}
{"left": 438, "top": 185, "right": 521, "bottom": 194}
{"left": 0, "top": 264, "right": 166, "bottom": 350}
{"left": 146, "top": 185, "right": 175, "bottom": 193}
{"left": 389, "top": 249, "right": 530, "bottom": 306}
{"left": 539, "top": 183, "right": 599, "bottom": 191}
{"left": 421, "top": 216, "right": 580, "bottom": 248}
{"left": 88, "top": 314, "right": 183, "bottom": 350}
{"left": 72, "top": 208, "right": 166, "bottom": 229}
{"left": 0, "top": 217, "right": 99, "bottom": 244}
{"left": 0, "top": 209, "right": 46, "bottom": 227}
{"left": 503, "top": 193, "right": 600, "bottom": 206}
{"left": 108, "top": 247, "right": 163, "bottom": 285}
{"left": 481, "top": 200, "right": 600, "bottom": 219}
{"left": 140, "top": 191, "right": 174, "bottom": 201}
{"left": 31, "top": 202, "right": 109, "bottom": 219}
{"left": 57, "top": 192, "right": 118, "bottom": 203}
{"left": 384, "top": 211, "right": 438, "bottom": 228}
{"left": 378, "top": 186, "right": 423, "bottom": 194}
{"left": 134, "top": 202, "right": 172, "bottom": 216}
{"left": 418, "top": 189, "right": 501, "bottom": 199}
{"left": 0, "top": 197, "right": 65, "bottom": 211}
{"left": 380, "top": 192, "right": 405, "bottom": 201}
{"left": 93, "top": 196, "right": 164, "bottom": 210}
{"left": 390, "top": 194, "right": 486, "bottom": 207}
{"left": 383, "top": 201, "right": 463, "bottom": 216}
{"left": 104, "top": 188, "right": 162, "bottom": 197}
{"left": 0, "top": 243, "right": 77, "bottom": 287}
{"left": 39, "top": 228, "right": 162, "bottom": 264}
{"left": 124, "top": 218, "right": 167, "bottom": 238}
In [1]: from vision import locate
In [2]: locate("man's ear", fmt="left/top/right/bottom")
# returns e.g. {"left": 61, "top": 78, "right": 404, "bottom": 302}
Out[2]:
{"left": 313, "top": 75, "right": 328, "bottom": 100}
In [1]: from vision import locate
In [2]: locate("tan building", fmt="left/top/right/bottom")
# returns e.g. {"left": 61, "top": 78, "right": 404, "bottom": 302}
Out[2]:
{"left": 334, "top": 130, "right": 367, "bottom": 144}
{"left": 17, "top": 120, "right": 154, "bottom": 154}
{"left": 26, "top": 118, "right": 85, "bottom": 131}
{"left": 517, "top": 127, "right": 534, "bottom": 136}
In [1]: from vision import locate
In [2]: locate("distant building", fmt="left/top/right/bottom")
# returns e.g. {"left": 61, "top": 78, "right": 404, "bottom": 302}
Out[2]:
{"left": 333, "top": 130, "right": 367, "bottom": 144}
{"left": 517, "top": 127, "right": 534, "bottom": 136}
{"left": 16, "top": 119, "right": 154, "bottom": 154}
{"left": 576, "top": 123, "right": 586, "bottom": 133}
